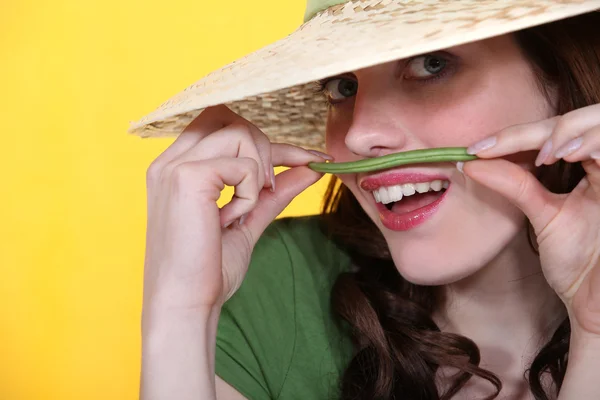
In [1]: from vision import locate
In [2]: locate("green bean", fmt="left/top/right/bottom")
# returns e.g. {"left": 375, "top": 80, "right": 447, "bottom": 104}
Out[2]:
{"left": 308, "top": 147, "right": 477, "bottom": 173}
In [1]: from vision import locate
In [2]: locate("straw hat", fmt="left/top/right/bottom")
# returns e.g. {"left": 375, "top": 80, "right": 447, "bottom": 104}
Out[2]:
{"left": 128, "top": 0, "right": 600, "bottom": 149}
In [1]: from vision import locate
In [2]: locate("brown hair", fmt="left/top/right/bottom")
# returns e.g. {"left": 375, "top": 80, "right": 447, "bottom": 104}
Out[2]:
{"left": 321, "top": 11, "right": 599, "bottom": 400}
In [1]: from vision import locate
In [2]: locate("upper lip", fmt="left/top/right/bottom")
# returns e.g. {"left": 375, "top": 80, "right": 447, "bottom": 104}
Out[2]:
{"left": 359, "top": 169, "right": 450, "bottom": 191}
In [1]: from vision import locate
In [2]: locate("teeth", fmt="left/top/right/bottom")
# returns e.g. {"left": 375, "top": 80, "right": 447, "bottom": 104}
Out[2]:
{"left": 430, "top": 180, "right": 443, "bottom": 191}
{"left": 379, "top": 187, "right": 391, "bottom": 204}
{"left": 401, "top": 183, "right": 415, "bottom": 196}
{"left": 388, "top": 185, "right": 403, "bottom": 201}
{"left": 374, "top": 190, "right": 381, "bottom": 203}
{"left": 415, "top": 182, "right": 429, "bottom": 193}
{"left": 372, "top": 180, "right": 449, "bottom": 204}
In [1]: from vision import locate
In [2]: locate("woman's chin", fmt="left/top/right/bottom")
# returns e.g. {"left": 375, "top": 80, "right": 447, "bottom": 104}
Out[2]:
{"left": 391, "top": 256, "right": 483, "bottom": 286}
{"left": 383, "top": 214, "right": 526, "bottom": 286}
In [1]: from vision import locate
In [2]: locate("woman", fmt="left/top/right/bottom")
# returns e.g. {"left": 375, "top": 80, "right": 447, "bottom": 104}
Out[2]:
{"left": 132, "top": 1, "right": 600, "bottom": 399}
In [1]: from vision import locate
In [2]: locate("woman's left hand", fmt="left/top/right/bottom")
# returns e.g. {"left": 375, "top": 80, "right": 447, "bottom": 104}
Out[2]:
{"left": 463, "top": 102, "right": 600, "bottom": 337}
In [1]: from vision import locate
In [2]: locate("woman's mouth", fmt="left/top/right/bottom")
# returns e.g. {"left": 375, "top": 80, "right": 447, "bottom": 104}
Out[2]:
{"left": 361, "top": 173, "right": 450, "bottom": 231}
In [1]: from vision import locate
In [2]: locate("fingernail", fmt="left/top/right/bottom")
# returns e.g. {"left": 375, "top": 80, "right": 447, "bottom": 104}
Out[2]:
{"left": 456, "top": 161, "right": 464, "bottom": 174}
{"left": 591, "top": 151, "right": 600, "bottom": 160}
{"left": 535, "top": 139, "right": 553, "bottom": 167}
{"left": 238, "top": 214, "right": 247, "bottom": 226}
{"left": 554, "top": 136, "right": 583, "bottom": 159}
{"left": 308, "top": 150, "right": 334, "bottom": 161}
{"left": 467, "top": 136, "right": 497, "bottom": 155}
{"left": 269, "top": 165, "right": 276, "bottom": 193}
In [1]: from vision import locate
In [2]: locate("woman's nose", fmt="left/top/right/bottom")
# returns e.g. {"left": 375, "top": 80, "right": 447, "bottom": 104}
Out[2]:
{"left": 344, "top": 89, "right": 408, "bottom": 158}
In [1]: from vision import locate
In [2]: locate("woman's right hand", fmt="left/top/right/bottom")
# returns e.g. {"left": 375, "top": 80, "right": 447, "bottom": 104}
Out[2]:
{"left": 142, "top": 105, "right": 328, "bottom": 318}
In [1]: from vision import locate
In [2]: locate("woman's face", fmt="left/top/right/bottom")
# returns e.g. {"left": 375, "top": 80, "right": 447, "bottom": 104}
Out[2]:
{"left": 323, "top": 35, "right": 555, "bottom": 285}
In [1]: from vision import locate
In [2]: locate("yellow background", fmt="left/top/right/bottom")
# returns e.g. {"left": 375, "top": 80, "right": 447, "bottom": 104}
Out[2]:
{"left": 0, "top": 1, "right": 327, "bottom": 398}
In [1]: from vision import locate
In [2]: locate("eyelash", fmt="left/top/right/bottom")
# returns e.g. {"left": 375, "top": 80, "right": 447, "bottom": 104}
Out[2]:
{"left": 314, "top": 80, "right": 341, "bottom": 109}
{"left": 315, "top": 53, "right": 455, "bottom": 107}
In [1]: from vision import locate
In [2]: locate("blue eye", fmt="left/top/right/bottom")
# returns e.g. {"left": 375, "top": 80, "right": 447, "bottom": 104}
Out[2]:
{"left": 323, "top": 78, "right": 358, "bottom": 102}
{"left": 405, "top": 54, "right": 448, "bottom": 79}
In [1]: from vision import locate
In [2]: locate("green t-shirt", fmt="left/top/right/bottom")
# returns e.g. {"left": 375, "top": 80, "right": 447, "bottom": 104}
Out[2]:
{"left": 216, "top": 216, "right": 354, "bottom": 399}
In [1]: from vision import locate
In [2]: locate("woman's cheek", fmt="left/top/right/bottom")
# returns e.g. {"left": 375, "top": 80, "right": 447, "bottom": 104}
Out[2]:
{"left": 324, "top": 103, "right": 357, "bottom": 157}
{"left": 337, "top": 174, "right": 382, "bottom": 225}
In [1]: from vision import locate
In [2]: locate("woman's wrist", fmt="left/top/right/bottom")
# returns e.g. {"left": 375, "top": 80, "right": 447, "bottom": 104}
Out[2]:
{"left": 140, "top": 305, "right": 222, "bottom": 400}
{"left": 142, "top": 302, "right": 222, "bottom": 335}
{"left": 557, "top": 326, "right": 600, "bottom": 399}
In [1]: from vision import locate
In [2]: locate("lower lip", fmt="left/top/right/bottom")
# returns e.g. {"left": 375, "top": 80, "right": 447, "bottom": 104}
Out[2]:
{"left": 375, "top": 188, "right": 449, "bottom": 231}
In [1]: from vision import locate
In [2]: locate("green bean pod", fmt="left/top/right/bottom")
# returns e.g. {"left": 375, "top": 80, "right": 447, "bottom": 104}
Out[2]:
{"left": 308, "top": 147, "right": 478, "bottom": 173}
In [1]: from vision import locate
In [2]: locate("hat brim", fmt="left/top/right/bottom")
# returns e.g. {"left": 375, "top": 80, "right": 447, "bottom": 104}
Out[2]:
{"left": 128, "top": 0, "right": 599, "bottom": 149}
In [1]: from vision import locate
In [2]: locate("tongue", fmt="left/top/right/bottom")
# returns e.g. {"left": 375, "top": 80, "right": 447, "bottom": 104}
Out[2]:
{"left": 390, "top": 191, "right": 444, "bottom": 214}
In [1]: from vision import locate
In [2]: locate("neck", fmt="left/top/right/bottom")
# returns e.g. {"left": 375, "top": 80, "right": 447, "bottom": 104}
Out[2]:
{"left": 433, "top": 227, "right": 566, "bottom": 373}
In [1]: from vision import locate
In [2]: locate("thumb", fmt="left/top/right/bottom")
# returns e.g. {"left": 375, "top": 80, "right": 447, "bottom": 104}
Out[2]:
{"left": 463, "top": 159, "right": 559, "bottom": 233}
{"left": 243, "top": 166, "right": 324, "bottom": 245}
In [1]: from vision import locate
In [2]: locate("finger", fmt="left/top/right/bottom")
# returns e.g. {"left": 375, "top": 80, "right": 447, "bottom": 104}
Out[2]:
{"left": 466, "top": 117, "right": 558, "bottom": 158}
{"left": 147, "top": 107, "right": 235, "bottom": 211}
{"left": 582, "top": 160, "right": 600, "bottom": 198}
{"left": 213, "top": 121, "right": 275, "bottom": 190}
{"left": 559, "top": 124, "right": 600, "bottom": 164}
{"left": 188, "top": 106, "right": 274, "bottom": 189}
{"left": 553, "top": 124, "right": 600, "bottom": 197}
{"left": 243, "top": 121, "right": 275, "bottom": 190}
{"left": 234, "top": 167, "right": 325, "bottom": 247}
{"left": 463, "top": 159, "right": 561, "bottom": 233}
{"left": 159, "top": 158, "right": 259, "bottom": 285}
{"left": 151, "top": 105, "right": 241, "bottom": 167}
{"left": 170, "top": 123, "right": 267, "bottom": 189}
{"left": 542, "top": 104, "right": 600, "bottom": 166}
{"left": 180, "top": 157, "right": 261, "bottom": 228}
{"left": 270, "top": 143, "right": 334, "bottom": 167}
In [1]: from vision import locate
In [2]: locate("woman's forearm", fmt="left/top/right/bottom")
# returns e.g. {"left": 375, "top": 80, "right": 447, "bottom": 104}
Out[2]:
{"left": 558, "top": 329, "right": 600, "bottom": 399}
{"left": 140, "top": 306, "right": 222, "bottom": 400}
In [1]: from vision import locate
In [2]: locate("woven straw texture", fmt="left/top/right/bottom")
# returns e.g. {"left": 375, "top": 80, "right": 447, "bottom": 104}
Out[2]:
{"left": 128, "top": 0, "right": 599, "bottom": 149}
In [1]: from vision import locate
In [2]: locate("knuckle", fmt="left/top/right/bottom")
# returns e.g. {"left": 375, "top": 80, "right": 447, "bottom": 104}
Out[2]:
{"left": 228, "top": 122, "right": 254, "bottom": 141}
{"left": 170, "top": 162, "right": 190, "bottom": 184}
{"left": 146, "top": 160, "right": 164, "bottom": 187}
{"left": 515, "top": 177, "right": 531, "bottom": 204}
{"left": 167, "top": 161, "right": 219, "bottom": 199}
{"left": 497, "top": 123, "right": 518, "bottom": 138}
{"left": 248, "top": 192, "right": 260, "bottom": 207}
{"left": 555, "top": 112, "right": 577, "bottom": 133}
{"left": 170, "top": 162, "right": 201, "bottom": 188}
{"left": 245, "top": 197, "right": 259, "bottom": 211}
{"left": 238, "top": 158, "right": 260, "bottom": 200}
{"left": 239, "top": 156, "right": 260, "bottom": 174}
